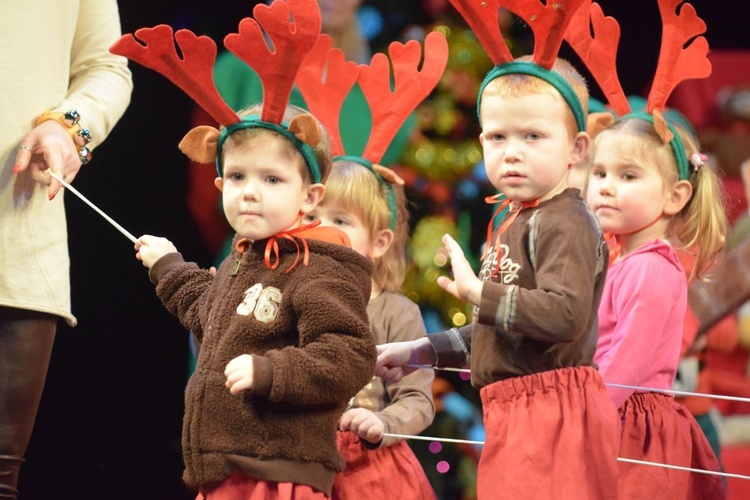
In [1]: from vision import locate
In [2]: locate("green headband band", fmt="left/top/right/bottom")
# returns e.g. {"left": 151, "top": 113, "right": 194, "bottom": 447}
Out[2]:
{"left": 477, "top": 61, "right": 586, "bottom": 133}
{"left": 623, "top": 111, "right": 690, "bottom": 181}
{"left": 334, "top": 155, "right": 398, "bottom": 231}
{"left": 216, "top": 115, "right": 322, "bottom": 183}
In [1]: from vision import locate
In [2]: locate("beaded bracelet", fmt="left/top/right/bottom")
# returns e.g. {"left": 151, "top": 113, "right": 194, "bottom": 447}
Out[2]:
{"left": 36, "top": 109, "right": 93, "bottom": 164}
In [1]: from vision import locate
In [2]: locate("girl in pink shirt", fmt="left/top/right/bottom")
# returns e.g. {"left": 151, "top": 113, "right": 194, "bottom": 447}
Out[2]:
{"left": 587, "top": 116, "right": 727, "bottom": 499}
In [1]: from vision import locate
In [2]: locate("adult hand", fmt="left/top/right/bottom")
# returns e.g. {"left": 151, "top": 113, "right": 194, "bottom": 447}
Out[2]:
{"left": 13, "top": 120, "right": 82, "bottom": 200}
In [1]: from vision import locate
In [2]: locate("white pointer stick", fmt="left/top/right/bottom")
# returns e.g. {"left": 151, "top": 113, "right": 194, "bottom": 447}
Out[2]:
{"left": 49, "top": 171, "right": 139, "bottom": 244}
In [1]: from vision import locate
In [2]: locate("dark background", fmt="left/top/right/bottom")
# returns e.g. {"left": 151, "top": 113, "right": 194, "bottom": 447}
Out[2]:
{"left": 18, "top": 1, "right": 748, "bottom": 499}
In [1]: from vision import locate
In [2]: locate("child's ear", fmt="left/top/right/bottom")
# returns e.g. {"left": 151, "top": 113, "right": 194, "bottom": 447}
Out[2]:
{"left": 570, "top": 131, "right": 591, "bottom": 165}
{"left": 214, "top": 177, "right": 223, "bottom": 192}
{"left": 664, "top": 180, "right": 693, "bottom": 215}
{"left": 371, "top": 229, "right": 395, "bottom": 260}
{"left": 300, "top": 183, "right": 325, "bottom": 214}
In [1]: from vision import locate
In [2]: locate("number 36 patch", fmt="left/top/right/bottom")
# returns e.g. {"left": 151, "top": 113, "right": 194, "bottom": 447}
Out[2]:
{"left": 236, "top": 283, "right": 282, "bottom": 323}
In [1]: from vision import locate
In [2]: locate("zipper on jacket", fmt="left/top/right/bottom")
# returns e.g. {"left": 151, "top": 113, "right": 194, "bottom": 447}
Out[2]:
{"left": 230, "top": 257, "right": 241, "bottom": 276}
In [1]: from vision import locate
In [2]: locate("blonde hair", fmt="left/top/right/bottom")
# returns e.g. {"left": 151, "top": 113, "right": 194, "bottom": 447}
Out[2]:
{"left": 221, "top": 104, "right": 333, "bottom": 184}
{"left": 596, "top": 118, "right": 727, "bottom": 279}
{"left": 322, "top": 160, "right": 409, "bottom": 291}
{"left": 481, "top": 56, "right": 589, "bottom": 137}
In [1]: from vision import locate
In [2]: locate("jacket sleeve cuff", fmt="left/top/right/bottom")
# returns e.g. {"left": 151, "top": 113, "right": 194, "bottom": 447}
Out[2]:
{"left": 477, "top": 281, "right": 512, "bottom": 329}
{"left": 428, "top": 327, "right": 470, "bottom": 367}
{"left": 148, "top": 252, "right": 186, "bottom": 285}
{"left": 250, "top": 354, "right": 274, "bottom": 397}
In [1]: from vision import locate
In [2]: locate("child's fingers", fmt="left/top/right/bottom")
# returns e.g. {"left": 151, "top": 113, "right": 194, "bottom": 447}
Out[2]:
{"left": 224, "top": 354, "right": 251, "bottom": 376}
{"left": 228, "top": 378, "right": 251, "bottom": 395}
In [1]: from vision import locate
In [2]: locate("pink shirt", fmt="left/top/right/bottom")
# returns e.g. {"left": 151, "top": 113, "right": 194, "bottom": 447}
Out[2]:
{"left": 595, "top": 239, "right": 687, "bottom": 408}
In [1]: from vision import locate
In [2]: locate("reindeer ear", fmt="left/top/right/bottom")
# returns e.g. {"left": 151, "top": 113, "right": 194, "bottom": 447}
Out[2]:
{"left": 179, "top": 126, "right": 221, "bottom": 163}
{"left": 587, "top": 112, "right": 615, "bottom": 139}
{"left": 372, "top": 164, "right": 405, "bottom": 186}
{"left": 652, "top": 109, "right": 674, "bottom": 143}
{"left": 288, "top": 114, "right": 322, "bottom": 148}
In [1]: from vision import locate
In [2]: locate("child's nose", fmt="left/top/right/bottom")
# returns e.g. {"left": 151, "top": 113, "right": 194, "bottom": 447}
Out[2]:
{"left": 503, "top": 138, "right": 522, "bottom": 161}
{"left": 598, "top": 177, "right": 615, "bottom": 194}
{"left": 242, "top": 181, "right": 260, "bottom": 199}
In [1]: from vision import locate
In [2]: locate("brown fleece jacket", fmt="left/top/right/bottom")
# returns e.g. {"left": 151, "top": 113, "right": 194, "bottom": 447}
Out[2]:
{"left": 148, "top": 227, "right": 375, "bottom": 495}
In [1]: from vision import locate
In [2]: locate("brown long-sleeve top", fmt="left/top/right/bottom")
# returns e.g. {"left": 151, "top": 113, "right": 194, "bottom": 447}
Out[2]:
{"left": 428, "top": 189, "right": 608, "bottom": 389}
{"left": 347, "top": 291, "right": 435, "bottom": 448}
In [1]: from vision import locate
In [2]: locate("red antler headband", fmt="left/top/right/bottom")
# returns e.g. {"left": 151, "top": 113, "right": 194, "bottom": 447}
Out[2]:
{"left": 296, "top": 31, "right": 449, "bottom": 229}
{"left": 565, "top": 0, "right": 711, "bottom": 180}
{"left": 110, "top": 0, "right": 326, "bottom": 182}
{"left": 450, "top": 0, "right": 587, "bottom": 131}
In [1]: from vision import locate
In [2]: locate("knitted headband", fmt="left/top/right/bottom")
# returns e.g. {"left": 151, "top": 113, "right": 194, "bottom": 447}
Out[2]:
{"left": 449, "top": 0, "right": 588, "bottom": 131}
{"left": 295, "top": 31, "right": 449, "bottom": 230}
{"left": 110, "top": 0, "right": 327, "bottom": 182}
{"left": 564, "top": 0, "right": 712, "bottom": 181}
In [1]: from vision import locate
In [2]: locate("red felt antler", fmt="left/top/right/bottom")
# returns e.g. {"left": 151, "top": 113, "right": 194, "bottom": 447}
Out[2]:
{"left": 225, "top": 0, "right": 321, "bottom": 124}
{"left": 564, "top": 0, "right": 630, "bottom": 116}
{"left": 295, "top": 35, "right": 359, "bottom": 156}
{"left": 110, "top": 25, "right": 241, "bottom": 126}
{"left": 647, "top": 0, "right": 711, "bottom": 113}
{"left": 447, "top": 0, "right": 513, "bottom": 65}
{"left": 358, "top": 31, "right": 449, "bottom": 164}
{"left": 501, "top": 0, "right": 587, "bottom": 69}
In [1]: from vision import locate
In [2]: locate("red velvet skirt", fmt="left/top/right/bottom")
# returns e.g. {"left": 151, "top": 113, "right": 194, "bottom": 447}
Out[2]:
{"left": 478, "top": 366, "right": 620, "bottom": 499}
{"left": 617, "top": 392, "right": 725, "bottom": 499}
{"left": 332, "top": 430, "right": 436, "bottom": 500}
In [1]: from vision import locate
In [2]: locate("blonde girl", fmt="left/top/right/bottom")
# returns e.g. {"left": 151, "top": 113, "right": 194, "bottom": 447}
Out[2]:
{"left": 304, "top": 158, "right": 437, "bottom": 500}
{"left": 587, "top": 115, "right": 727, "bottom": 498}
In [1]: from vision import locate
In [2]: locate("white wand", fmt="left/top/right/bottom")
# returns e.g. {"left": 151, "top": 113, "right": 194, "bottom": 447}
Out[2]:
{"left": 49, "top": 171, "right": 139, "bottom": 244}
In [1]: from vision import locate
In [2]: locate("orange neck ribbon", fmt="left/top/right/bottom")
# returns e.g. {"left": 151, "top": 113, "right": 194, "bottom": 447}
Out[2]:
{"left": 483, "top": 193, "right": 540, "bottom": 278}
{"left": 264, "top": 218, "right": 322, "bottom": 273}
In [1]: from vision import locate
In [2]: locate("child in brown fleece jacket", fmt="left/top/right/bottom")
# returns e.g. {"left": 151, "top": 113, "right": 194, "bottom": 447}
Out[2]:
{"left": 134, "top": 103, "right": 376, "bottom": 498}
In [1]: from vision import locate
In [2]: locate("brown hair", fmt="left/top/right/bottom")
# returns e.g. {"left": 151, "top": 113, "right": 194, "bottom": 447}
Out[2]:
{"left": 221, "top": 104, "right": 332, "bottom": 184}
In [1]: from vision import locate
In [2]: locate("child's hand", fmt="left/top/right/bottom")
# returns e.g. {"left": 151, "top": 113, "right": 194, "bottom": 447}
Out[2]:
{"left": 375, "top": 338, "right": 434, "bottom": 383}
{"left": 135, "top": 235, "right": 177, "bottom": 269}
{"left": 339, "top": 408, "right": 384, "bottom": 444}
{"left": 437, "top": 234, "right": 483, "bottom": 305}
{"left": 224, "top": 354, "right": 254, "bottom": 395}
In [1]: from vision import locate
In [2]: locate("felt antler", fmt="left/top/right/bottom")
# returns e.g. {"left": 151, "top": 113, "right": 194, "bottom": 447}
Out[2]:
{"left": 358, "top": 31, "right": 449, "bottom": 163}
{"left": 564, "top": 0, "right": 630, "bottom": 117}
{"left": 501, "top": 0, "right": 587, "bottom": 69}
{"left": 225, "top": 0, "right": 322, "bottom": 124}
{"left": 110, "top": 25, "right": 241, "bottom": 126}
{"left": 648, "top": 0, "right": 711, "bottom": 114}
{"left": 448, "top": 0, "right": 513, "bottom": 65}
{"left": 295, "top": 34, "right": 359, "bottom": 156}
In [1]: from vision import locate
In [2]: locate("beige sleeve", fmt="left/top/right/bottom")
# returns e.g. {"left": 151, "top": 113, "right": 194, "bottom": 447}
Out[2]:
{"left": 376, "top": 298, "right": 436, "bottom": 448}
{"left": 56, "top": 0, "right": 133, "bottom": 149}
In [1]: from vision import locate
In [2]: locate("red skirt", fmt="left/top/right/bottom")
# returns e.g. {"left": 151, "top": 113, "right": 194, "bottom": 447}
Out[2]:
{"left": 197, "top": 470, "right": 327, "bottom": 500}
{"left": 617, "top": 392, "right": 725, "bottom": 499}
{"left": 331, "top": 431, "right": 436, "bottom": 500}
{"left": 478, "top": 366, "right": 620, "bottom": 500}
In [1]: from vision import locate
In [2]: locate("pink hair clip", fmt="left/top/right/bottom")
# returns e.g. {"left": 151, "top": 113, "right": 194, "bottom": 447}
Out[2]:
{"left": 689, "top": 152, "right": 707, "bottom": 172}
